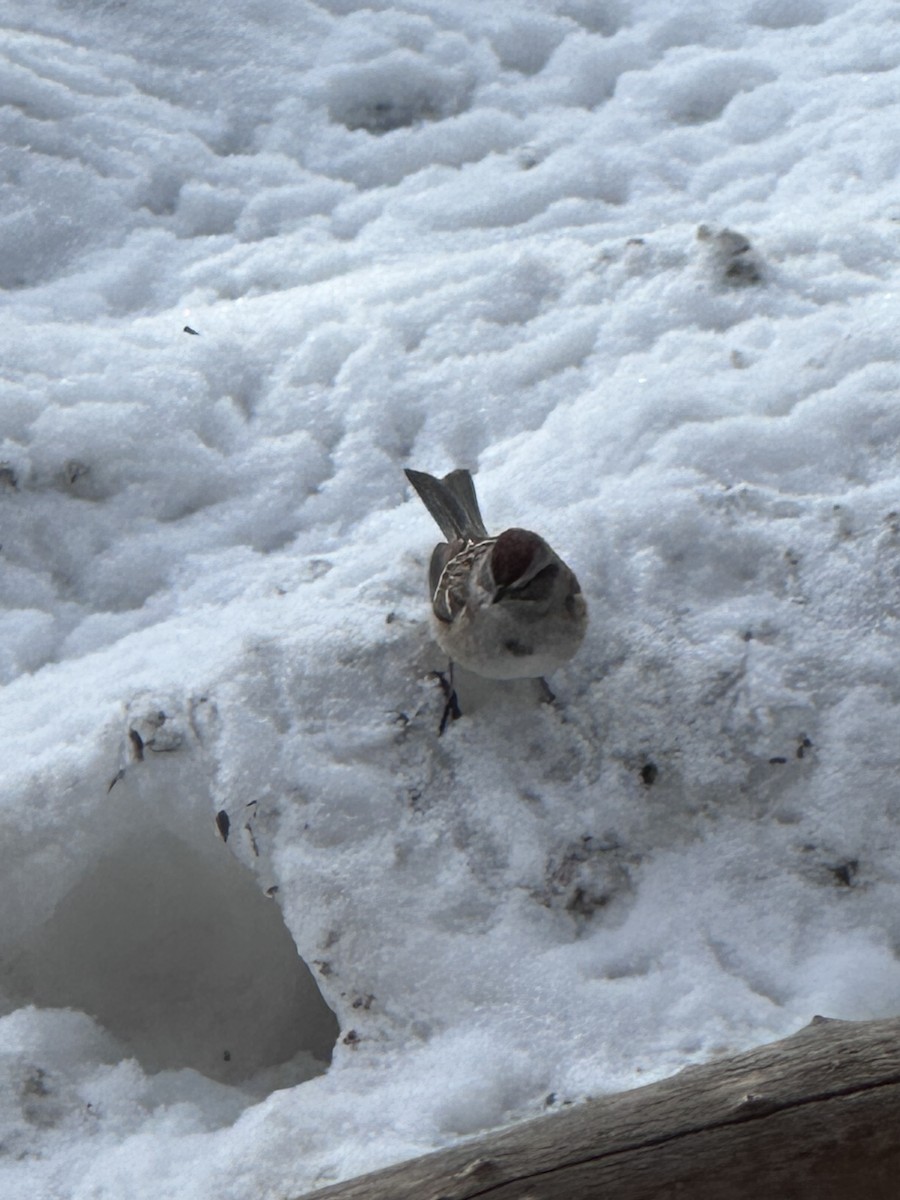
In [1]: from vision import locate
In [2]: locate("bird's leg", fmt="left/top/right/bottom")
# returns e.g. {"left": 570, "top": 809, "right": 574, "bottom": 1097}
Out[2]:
{"left": 537, "top": 676, "right": 556, "bottom": 705}
{"left": 431, "top": 660, "right": 462, "bottom": 734}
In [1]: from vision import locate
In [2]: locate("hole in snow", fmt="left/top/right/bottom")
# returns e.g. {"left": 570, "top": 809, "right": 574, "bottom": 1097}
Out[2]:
{"left": 324, "top": 55, "right": 472, "bottom": 134}
{"left": 0, "top": 829, "right": 338, "bottom": 1084}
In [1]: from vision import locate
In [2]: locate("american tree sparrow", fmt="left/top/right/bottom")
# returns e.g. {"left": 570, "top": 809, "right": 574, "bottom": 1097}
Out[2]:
{"left": 405, "top": 467, "right": 587, "bottom": 729}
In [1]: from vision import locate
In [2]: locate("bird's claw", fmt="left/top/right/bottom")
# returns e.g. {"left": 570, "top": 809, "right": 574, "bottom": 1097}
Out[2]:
{"left": 430, "top": 665, "right": 462, "bottom": 735}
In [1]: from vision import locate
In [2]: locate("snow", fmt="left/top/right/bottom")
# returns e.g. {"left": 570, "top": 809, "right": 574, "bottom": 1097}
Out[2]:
{"left": 2, "top": 0, "right": 900, "bottom": 1194}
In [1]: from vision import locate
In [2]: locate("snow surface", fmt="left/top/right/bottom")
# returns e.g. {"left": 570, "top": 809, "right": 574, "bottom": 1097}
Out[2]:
{"left": 2, "top": 0, "right": 900, "bottom": 1194}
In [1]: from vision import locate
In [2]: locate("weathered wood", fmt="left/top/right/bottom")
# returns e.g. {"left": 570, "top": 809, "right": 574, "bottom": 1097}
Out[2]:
{"left": 304, "top": 1016, "right": 900, "bottom": 1200}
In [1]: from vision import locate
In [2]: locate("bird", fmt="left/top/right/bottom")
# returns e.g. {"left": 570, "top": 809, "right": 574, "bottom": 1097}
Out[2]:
{"left": 404, "top": 467, "right": 587, "bottom": 730}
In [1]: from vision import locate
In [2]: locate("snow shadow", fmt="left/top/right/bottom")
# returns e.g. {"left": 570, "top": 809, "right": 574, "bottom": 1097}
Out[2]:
{"left": 0, "top": 730, "right": 338, "bottom": 1086}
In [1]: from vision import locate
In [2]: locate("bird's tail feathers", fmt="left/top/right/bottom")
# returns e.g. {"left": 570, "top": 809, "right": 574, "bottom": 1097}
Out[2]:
{"left": 405, "top": 468, "right": 489, "bottom": 542}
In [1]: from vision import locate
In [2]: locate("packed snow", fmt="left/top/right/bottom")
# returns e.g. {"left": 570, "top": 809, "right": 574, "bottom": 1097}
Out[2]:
{"left": 2, "top": 0, "right": 900, "bottom": 1195}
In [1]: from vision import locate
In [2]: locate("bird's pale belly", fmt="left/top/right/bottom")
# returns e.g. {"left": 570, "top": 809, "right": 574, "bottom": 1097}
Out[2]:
{"left": 433, "top": 594, "right": 586, "bottom": 680}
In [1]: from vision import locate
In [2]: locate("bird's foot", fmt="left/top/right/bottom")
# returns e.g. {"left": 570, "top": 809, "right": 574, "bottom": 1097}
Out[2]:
{"left": 430, "top": 663, "right": 462, "bottom": 735}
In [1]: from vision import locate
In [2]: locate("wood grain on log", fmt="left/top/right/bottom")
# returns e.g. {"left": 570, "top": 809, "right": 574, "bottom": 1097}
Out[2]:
{"left": 303, "top": 1015, "right": 900, "bottom": 1200}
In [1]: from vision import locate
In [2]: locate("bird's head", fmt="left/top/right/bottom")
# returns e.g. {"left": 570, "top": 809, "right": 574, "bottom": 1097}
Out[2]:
{"left": 489, "top": 528, "right": 561, "bottom": 603}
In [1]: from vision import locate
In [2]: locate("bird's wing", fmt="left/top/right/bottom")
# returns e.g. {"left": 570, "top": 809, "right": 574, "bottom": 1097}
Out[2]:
{"left": 428, "top": 541, "right": 456, "bottom": 621}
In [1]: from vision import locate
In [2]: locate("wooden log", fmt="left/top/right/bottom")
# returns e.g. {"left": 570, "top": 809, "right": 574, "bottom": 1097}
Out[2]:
{"left": 304, "top": 1015, "right": 900, "bottom": 1200}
